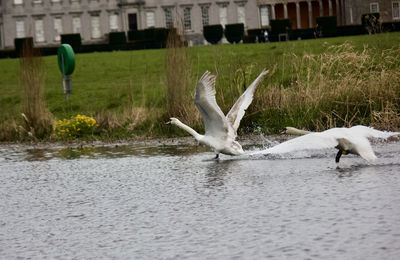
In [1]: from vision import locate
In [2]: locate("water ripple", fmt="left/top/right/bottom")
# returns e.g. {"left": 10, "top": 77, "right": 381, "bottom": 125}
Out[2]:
{"left": 0, "top": 140, "right": 400, "bottom": 259}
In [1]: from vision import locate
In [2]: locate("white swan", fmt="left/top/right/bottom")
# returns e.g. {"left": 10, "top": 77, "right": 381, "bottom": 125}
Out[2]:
{"left": 251, "top": 125, "right": 399, "bottom": 163}
{"left": 167, "top": 69, "right": 269, "bottom": 158}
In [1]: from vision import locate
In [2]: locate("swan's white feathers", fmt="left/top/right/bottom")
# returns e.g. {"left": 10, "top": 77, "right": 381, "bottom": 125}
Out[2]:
{"left": 253, "top": 132, "right": 339, "bottom": 155}
{"left": 227, "top": 69, "right": 269, "bottom": 135}
{"left": 350, "top": 125, "right": 399, "bottom": 139}
{"left": 348, "top": 136, "right": 377, "bottom": 162}
{"left": 195, "top": 71, "right": 230, "bottom": 138}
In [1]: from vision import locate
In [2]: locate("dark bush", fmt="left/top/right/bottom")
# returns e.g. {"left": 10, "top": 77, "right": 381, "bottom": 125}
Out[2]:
{"left": 128, "top": 30, "right": 144, "bottom": 41}
{"left": 0, "top": 49, "right": 17, "bottom": 58}
{"left": 382, "top": 21, "right": 400, "bottom": 32}
{"left": 247, "top": 29, "right": 263, "bottom": 37}
{"left": 225, "top": 23, "right": 244, "bottom": 44}
{"left": 270, "top": 19, "right": 292, "bottom": 34}
{"left": 246, "top": 29, "right": 264, "bottom": 43}
{"left": 154, "top": 28, "right": 169, "bottom": 42}
{"left": 290, "top": 28, "right": 316, "bottom": 40}
{"left": 316, "top": 16, "right": 337, "bottom": 36}
{"left": 14, "top": 37, "right": 34, "bottom": 57}
{"left": 362, "top": 13, "right": 381, "bottom": 33}
{"left": 80, "top": 44, "right": 110, "bottom": 53}
{"left": 127, "top": 28, "right": 169, "bottom": 48}
{"left": 243, "top": 35, "right": 254, "bottom": 43}
{"left": 108, "top": 31, "right": 127, "bottom": 51}
{"left": 203, "top": 24, "right": 223, "bottom": 44}
{"left": 128, "top": 28, "right": 169, "bottom": 42}
{"left": 37, "top": 46, "right": 58, "bottom": 56}
{"left": 143, "top": 28, "right": 156, "bottom": 40}
{"left": 335, "top": 25, "right": 366, "bottom": 36}
{"left": 61, "top": 34, "right": 82, "bottom": 52}
{"left": 109, "top": 32, "right": 127, "bottom": 45}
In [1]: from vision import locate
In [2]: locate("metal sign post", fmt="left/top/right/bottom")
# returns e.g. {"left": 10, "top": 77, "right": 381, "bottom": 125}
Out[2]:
{"left": 57, "top": 44, "right": 75, "bottom": 101}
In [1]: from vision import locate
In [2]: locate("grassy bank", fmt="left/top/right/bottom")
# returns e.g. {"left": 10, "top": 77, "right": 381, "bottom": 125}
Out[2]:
{"left": 1, "top": 32, "right": 400, "bottom": 141}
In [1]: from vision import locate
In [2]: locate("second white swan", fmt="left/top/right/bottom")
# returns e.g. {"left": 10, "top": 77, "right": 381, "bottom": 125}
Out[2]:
{"left": 251, "top": 125, "right": 398, "bottom": 163}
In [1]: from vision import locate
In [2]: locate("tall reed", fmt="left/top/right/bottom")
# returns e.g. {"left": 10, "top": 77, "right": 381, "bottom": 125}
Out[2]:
{"left": 165, "top": 27, "right": 199, "bottom": 125}
{"left": 19, "top": 44, "right": 53, "bottom": 139}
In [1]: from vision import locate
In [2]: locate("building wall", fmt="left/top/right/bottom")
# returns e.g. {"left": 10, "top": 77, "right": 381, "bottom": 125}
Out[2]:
{"left": 342, "top": 0, "right": 396, "bottom": 25}
{"left": 0, "top": 0, "right": 399, "bottom": 49}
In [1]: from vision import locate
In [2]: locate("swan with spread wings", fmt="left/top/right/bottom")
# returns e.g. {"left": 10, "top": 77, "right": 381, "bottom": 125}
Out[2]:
{"left": 167, "top": 69, "right": 268, "bottom": 159}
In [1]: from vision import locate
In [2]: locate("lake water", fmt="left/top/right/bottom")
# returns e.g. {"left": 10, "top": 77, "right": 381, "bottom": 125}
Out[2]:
{"left": 1, "top": 137, "right": 400, "bottom": 259}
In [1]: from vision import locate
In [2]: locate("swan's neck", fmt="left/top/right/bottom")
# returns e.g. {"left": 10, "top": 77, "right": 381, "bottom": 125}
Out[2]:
{"left": 174, "top": 120, "right": 203, "bottom": 141}
{"left": 287, "top": 127, "right": 311, "bottom": 136}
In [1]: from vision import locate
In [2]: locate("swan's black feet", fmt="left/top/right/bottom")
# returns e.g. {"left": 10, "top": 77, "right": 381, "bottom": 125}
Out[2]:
{"left": 335, "top": 150, "right": 342, "bottom": 163}
{"left": 214, "top": 154, "right": 219, "bottom": 160}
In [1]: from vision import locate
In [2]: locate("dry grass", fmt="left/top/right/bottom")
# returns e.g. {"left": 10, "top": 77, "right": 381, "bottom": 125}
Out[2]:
{"left": 94, "top": 74, "right": 162, "bottom": 136}
{"left": 19, "top": 44, "right": 53, "bottom": 139}
{"left": 164, "top": 28, "right": 200, "bottom": 126}
{"left": 256, "top": 42, "right": 400, "bottom": 131}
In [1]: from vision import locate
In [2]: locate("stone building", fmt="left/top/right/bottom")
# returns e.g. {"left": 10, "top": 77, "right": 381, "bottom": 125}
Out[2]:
{"left": 0, "top": 0, "right": 399, "bottom": 49}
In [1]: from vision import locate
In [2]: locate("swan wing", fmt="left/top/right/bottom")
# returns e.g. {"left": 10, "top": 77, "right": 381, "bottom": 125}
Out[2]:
{"left": 348, "top": 136, "right": 377, "bottom": 162}
{"left": 250, "top": 132, "right": 339, "bottom": 155}
{"left": 195, "top": 71, "right": 230, "bottom": 138}
{"left": 226, "top": 69, "right": 269, "bottom": 135}
{"left": 349, "top": 125, "right": 399, "bottom": 139}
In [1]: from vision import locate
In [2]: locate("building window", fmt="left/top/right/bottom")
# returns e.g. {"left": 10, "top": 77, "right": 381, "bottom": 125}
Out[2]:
{"left": 109, "top": 13, "right": 119, "bottom": 31}
{"left": 146, "top": 11, "right": 155, "bottom": 28}
{"left": 370, "top": 3, "right": 379, "bottom": 13}
{"left": 16, "top": 20, "right": 25, "bottom": 38}
{"left": 183, "top": 7, "right": 192, "bottom": 30}
{"left": 237, "top": 5, "right": 245, "bottom": 25}
{"left": 393, "top": 2, "right": 400, "bottom": 19}
{"left": 51, "top": 0, "right": 61, "bottom": 3}
{"left": 33, "top": 0, "right": 42, "bottom": 4}
{"left": 165, "top": 8, "right": 173, "bottom": 28}
{"left": 260, "top": 5, "right": 270, "bottom": 27}
{"left": 14, "top": 0, "right": 23, "bottom": 5}
{"left": 219, "top": 6, "right": 227, "bottom": 28}
{"left": 201, "top": 6, "right": 209, "bottom": 26}
{"left": 91, "top": 15, "right": 101, "bottom": 39}
{"left": 35, "top": 19, "right": 45, "bottom": 42}
{"left": 72, "top": 16, "right": 81, "bottom": 33}
{"left": 54, "top": 17, "right": 62, "bottom": 42}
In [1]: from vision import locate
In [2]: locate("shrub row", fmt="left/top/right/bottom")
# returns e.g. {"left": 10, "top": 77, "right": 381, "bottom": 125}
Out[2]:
{"left": 3, "top": 30, "right": 170, "bottom": 58}
{"left": 2, "top": 18, "right": 400, "bottom": 59}
{"left": 59, "top": 28, "right": 170, "bottom": 53}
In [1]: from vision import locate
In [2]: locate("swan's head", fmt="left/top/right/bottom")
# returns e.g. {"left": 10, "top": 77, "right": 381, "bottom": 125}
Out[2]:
{"left": 281, "top": 127, "right": 298, "bottom": 134}
{"left": 280, "top": 127, "right": 310, "bottom": 136}
{"left": 166, "top": 117, "right": 181, "bottom": 125}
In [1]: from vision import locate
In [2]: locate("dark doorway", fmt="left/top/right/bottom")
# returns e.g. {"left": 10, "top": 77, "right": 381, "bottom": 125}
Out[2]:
{"left": 128, "top": 13, "right": 138, "bottom": 31}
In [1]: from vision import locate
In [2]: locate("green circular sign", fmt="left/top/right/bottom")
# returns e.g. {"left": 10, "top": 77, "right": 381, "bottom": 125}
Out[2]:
{"left": 57, "top": 44, "right": 75, "bottom": 75}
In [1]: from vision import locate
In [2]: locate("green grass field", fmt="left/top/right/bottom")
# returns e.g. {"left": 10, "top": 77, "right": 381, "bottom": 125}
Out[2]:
{"left": 1, "top": 32, "right": 400, "bottom": 141}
